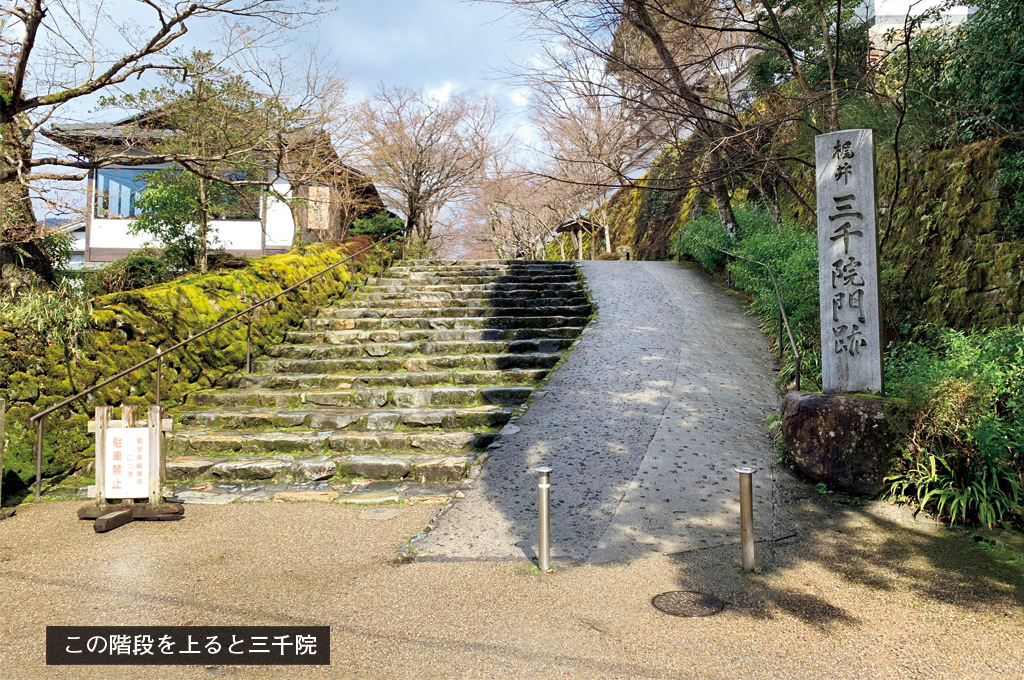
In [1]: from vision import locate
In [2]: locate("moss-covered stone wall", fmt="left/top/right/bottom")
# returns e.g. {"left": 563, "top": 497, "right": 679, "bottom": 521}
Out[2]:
{"left": 606, "top": 142, "right": 702, "bottom": 261}
{"left": 606, "top": 137, "right": 1023, "bottom": 330}
{"left": 0, "top": 237, "right": 384, "bottom": 493}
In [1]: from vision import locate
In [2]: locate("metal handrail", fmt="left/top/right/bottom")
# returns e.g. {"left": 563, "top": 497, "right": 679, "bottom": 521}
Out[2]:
{"left": 28, "top": 230, "right": 403, "bottom": 499}
{"left": 677, "top": 231, "right": 805, "bottom": 392}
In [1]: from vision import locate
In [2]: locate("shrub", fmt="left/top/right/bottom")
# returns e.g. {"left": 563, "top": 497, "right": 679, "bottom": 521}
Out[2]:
{"left": 351, "top": 212, "right": 405, "bottom": 238}
{"left": 885, "top": 325, "right": 1024, "bottom": 528}
{"left": 100, "top": 250, "right": 175, "bottom": 293}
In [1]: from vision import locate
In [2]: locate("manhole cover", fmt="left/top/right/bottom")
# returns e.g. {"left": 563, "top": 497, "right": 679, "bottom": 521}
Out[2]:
{"left": 651, "top": 591, "right": 724, "bottom": 617}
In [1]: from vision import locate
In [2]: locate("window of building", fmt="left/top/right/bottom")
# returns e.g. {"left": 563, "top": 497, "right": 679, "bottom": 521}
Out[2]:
{"left": 95, "top": 167, "right": 152, "bottom": 218}
{"left": 95, "top": 166, "right": 262, "bottom": 220}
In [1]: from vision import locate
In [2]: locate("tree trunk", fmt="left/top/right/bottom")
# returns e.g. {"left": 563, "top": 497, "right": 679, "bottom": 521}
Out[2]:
{"left": 0, "top": 105, "right": 54, "bottom": 288}
{"left": 706, "top": 150, "right": 737, "bottom": 236}
{"left": 623, "top": 0, "right": 737, "bottom": 237}
{"left": 197, "top": 178, "right": 210, "bottom": 274}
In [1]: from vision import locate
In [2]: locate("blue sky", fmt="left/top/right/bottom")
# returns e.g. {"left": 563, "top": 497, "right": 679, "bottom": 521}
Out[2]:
{"left": 312, "top": 0, "right": 539, "bottom": 106}
{"left": 24, "top": 0, "right": 544, "bottom": 218}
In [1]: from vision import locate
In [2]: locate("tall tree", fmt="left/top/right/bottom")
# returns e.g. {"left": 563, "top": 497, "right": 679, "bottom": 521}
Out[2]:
{"left": 0, "top": 0, "right": 325, "bottom": 284}
{"left": 353, "top": 86, "right": 500, "bottom": 247}
{"left": 492, "top": 0, "right": 871, "bottom": 232}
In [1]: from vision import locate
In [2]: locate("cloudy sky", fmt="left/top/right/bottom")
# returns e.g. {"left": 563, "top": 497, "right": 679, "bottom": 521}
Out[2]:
{"left": 16, "top": 0, "right": 547, "bottom": 218}
{"left": 311, "top": 0, "right": 539, "bottom": 108}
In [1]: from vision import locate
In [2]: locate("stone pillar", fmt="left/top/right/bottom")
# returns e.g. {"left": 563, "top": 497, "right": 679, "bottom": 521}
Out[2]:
{"left": 815, "top": 129, "right": 883, "bottom": 394}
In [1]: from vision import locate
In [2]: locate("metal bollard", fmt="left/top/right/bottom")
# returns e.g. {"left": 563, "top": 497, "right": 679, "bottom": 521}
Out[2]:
{"left": 735, "top": 467, "right": 756, "bottom": 571}
{"left": 534, "top": 466, "right": 552, "bottom": 571}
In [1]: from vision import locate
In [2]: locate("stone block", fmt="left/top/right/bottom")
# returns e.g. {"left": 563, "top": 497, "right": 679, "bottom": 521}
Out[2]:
{"left": 297, "top": 459, "right": 337, "bottom": 481}
{"left": 336, "top": 455, "right": 413, "bottom": 479}
{"left": 208, "top": 459, "right": 294, "bottom": 481}
{"left": 412, "top": 456, "right": 471, "bottom": 483}
{"left": 780, "top": 391, "right": 901, "bottom": 495}
{"left": 273, "top": 491, "right": 338, "bottom": 503}
{"left": 166, "top": 457, "right": 216, "bottom": 480}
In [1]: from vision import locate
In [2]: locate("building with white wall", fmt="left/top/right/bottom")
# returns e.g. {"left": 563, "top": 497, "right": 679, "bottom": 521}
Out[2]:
{"left": 44, "top": 117, "right": 383, "bottom": 264}
{"left": 862, "top": 0, "right": 974, "bottom": 46}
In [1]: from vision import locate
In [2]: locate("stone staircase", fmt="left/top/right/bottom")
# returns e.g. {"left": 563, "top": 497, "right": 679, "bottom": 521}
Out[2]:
{"left": 165, "top": 259, "right": 590, "bottom": 491}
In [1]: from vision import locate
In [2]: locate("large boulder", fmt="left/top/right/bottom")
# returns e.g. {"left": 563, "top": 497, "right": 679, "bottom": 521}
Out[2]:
{"left": 780, "top": 392, "right": 901, "bottom": 495}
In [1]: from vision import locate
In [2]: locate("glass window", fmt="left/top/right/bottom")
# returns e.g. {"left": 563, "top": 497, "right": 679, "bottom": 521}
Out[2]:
{"left": 94, "top": 167, "right": 150, "bottom": 218}
{"left": 217, "top": 173, "right": 261, "bottom": 221}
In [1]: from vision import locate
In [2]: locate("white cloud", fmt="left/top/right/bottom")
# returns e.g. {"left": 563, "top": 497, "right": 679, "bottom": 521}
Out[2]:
{"left": 426, "top": 81, "right": 454, "bottom": 104}
{"left": 515, "top": 123, "right": 539, "bottom": 144}
{"left": 509, "top": 89, "right": 529, "bottom": 107}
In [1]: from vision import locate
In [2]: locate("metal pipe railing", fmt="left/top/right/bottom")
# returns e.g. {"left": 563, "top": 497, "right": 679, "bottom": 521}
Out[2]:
{"left": 28, "top": 231, "right": 403, "bottom": 499}
{"left": 677, "top": 231, "right": 805, "bottom": 392}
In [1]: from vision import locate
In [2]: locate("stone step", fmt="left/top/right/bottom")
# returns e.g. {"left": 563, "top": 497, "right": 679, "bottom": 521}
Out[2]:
{"left": 265, "top": 338, "right": 572, "bottom": 360}
{"left": 167, "top": 429, "right": 497, "bottom": 455}
{"left": 161, "top": 257, "right": 585, "bottom": 489}
{"left": 374, "top": 274, "right": 579, "bottom": 286}
{"left": 399, "top": 259, "right": 565, "bottom": 266}
{"left": 318, "top": 304, "right": 592, "bottom": 320}
{"left": 174, "top": 405, "right": 515, "bottom": 431}
{"left": 167, "top": 453, "right": 477, "bottom": 483}
{"left": 226, "top": 368, "right": 548, "bottom": 390}
{"left": 338, "top": 295, "right": 589, "bottom": 309}
{"left": 187, "top": 385, "right": 534, "bottom": 409}
{"left": 387, "top": 265, "right": 577, "bottom": 277}
{"left": 356, "top": 288, "right": 585, "bottom": 302}
{"left": 283, "top": 326, "right": 586, "bottom": 345}
{"left": 364, "top": 282, "right": 582, "bottom": 295}
{"left": 313, "top": 315, "right": 586, "bottom": 331}
{"left": 253, "top": 352, "right": 562, "bottom": 375}
{"left": 387, "top": 270, "right": 577, "bottom": 280}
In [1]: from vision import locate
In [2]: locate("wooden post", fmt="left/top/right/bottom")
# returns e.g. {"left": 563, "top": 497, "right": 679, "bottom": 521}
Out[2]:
{"left": 93, "top": 406, "right": 112, "bottom": 508}
{"left": 148, "top": 405, "right": 164, "bottom": 506}
{"left": 0, "top": 397, "right": 5, "bottom": 509}
{"left": 815, "top": 129, "right": 883, "bottom": 394}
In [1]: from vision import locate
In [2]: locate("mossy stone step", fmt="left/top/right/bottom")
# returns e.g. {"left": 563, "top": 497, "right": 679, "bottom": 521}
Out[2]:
{"left": 386, "top": 266, "right": 577, "bottom": 277}
{"left": 313, "top": 315, "right": 587, "bottom": 331}
{"left": 165, "top": 258, "right": 584, "bottom": 487}
{"left": 265, "top": 338, "right": 571, "bottom": 359}
{"left": 357, "top": 289, "right": 584, "bottom": 302}
{"left": 226, "top": 369, "right": 548, "bottom": 390}
{"left": 336, "top": 295, "right": 589, "bottom": 309}
{"left": 174, "top": 405, "right": 515, "bottom": 431}
{"left": 166, "top": 453, "right": 476, "bottom": 483}
{"left": 364, "top": 282, "right": 581, "bottom": 294}
{"left": 254, "top": 352, "right": 562, "bottom": 374}
{"left": 399, "top": 258, "right": 560, "bottom": 265}
{"left": 284, "top": 327, "right": 585, "bottom": 344}
{"left": 167, "top": 429, "right": 497, "bottom": 455}
{"left": 187, "top": 385, "right": 535, "bottom": 409}
{"left": 374, "top": 274, "right": 580, "bottom": 286}
{"left": 319, "top": 304, "right": 592, "bottom": 320}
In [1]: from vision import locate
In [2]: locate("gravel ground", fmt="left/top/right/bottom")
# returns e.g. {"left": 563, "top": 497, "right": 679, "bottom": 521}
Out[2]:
{"left": 1, "top": 261, "right": 1021, "bottom": 678}
{"left": 0, "top": 500, "right": 1021, "bottom": 679}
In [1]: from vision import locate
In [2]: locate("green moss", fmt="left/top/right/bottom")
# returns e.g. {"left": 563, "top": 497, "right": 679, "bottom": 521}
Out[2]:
{"left": 0, "top": 236, "right": 389, "bottom": 490}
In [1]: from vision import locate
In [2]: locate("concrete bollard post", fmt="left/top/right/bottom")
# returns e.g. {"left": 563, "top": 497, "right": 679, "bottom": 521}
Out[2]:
{"left": 735, "top": 467, "right": 756, "bottom": 570}
{"left": 534, "top": 466, "right": 552, "bottom": 571}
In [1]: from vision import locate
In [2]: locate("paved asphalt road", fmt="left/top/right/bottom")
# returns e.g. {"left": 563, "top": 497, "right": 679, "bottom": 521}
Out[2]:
{"left": 421, "top": 260, "right": 802, "bottom": 562}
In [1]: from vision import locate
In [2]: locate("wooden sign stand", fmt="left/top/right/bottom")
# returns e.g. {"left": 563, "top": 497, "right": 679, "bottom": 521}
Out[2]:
{"left": 78, "top": 405, "right": 183, "bottom": 533}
